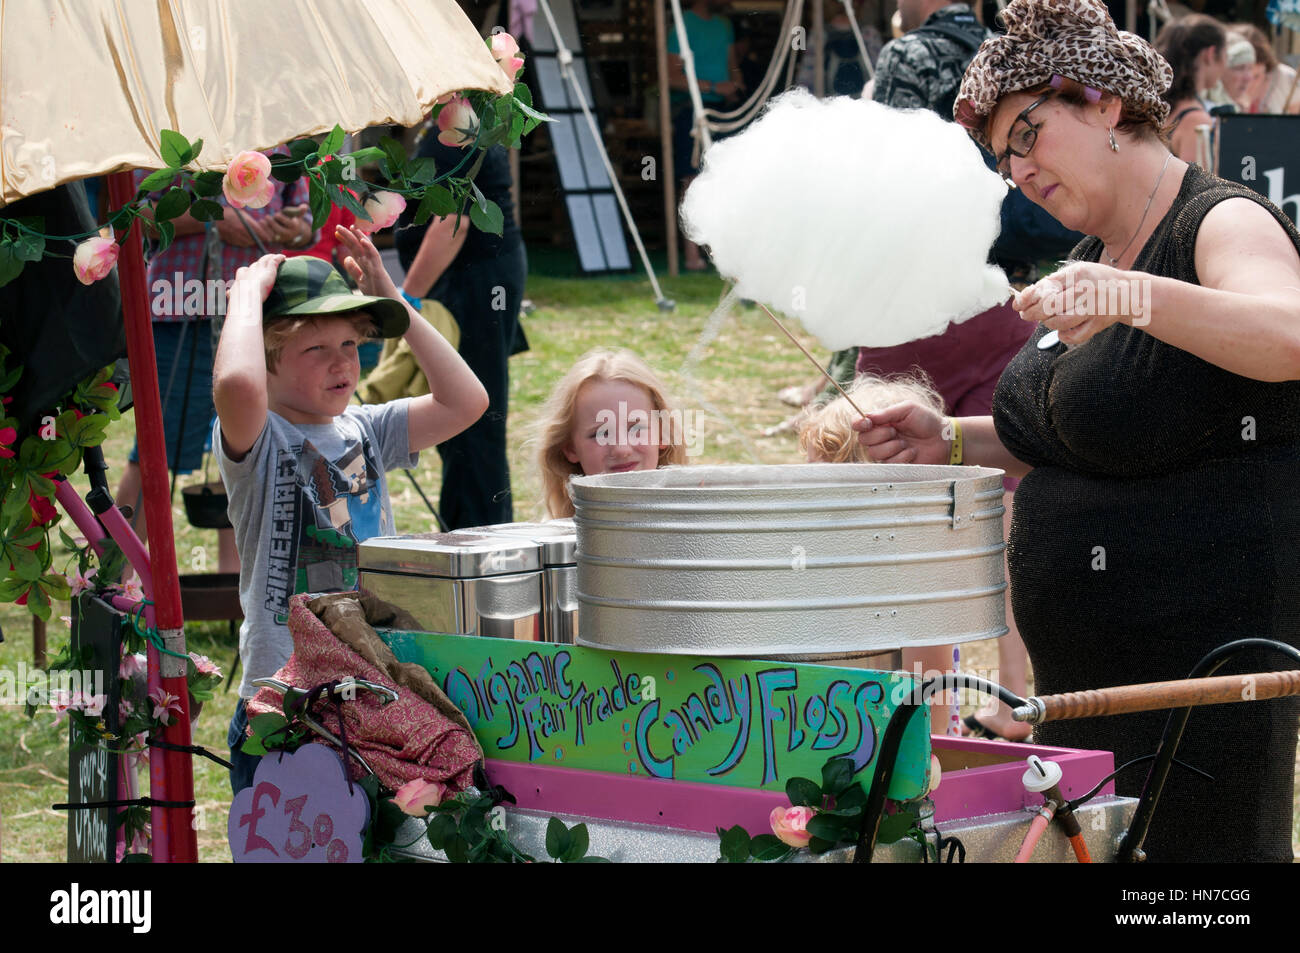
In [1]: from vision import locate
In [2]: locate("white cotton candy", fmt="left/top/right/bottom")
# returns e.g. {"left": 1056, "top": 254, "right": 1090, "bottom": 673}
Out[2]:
{"left": 680, "top": 89, "right": 1012, "bottom": 350}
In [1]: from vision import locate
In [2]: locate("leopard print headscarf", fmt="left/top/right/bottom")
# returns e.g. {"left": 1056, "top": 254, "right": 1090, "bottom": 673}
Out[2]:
{"left": 955, "top": 0, "right": 1173, "bottom": 151}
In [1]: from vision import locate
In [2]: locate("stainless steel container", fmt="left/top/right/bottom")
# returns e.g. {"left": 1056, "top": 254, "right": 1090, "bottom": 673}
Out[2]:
{"left": 571, "top": 463, "right": 1007, "bottom": 656}
{"left": 358, "top": 533, "right": 543, "bottom": 640}
{"left": 452, "top": 521, "right": 578, "bottom": 643}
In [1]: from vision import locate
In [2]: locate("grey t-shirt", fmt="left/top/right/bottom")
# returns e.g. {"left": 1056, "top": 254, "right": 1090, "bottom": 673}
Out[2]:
{"left": 215, "top": 401, "right": 417, "bottom": 698}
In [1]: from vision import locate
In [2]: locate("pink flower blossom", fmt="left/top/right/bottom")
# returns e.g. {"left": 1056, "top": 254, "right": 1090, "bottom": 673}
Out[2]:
{"left": 222, "top": 151, "right": 275, "bottom": 209}
{"left": 120, "top": 651, "right": 146, "bottom": 680}
{"left": 119, "top": 572, "right": 145, "bottom": 604}
{"left": 490, "top": 32, "right": 525, "bottom": 81}
{"left": 119, "top": 697, "right": 134, "bottom": 720}
{"left": 66, "top": 565, "right": 97, "bottom": 598}
{"left": 392, "top": 778, "right": 446, "bottom": 816}
{"left": 189, "top": 653, "right": 220, "bottom": 678}
{"left": 59, "top": 615, "right": 72, "bottom": 627}
{"left": 436, "top": 96, "right": 480, "bottom": 148}
{"left": 0, "top": 425, "right": 16, "bottom": 459}
{"left": 149, "top": 687, "right": 182, "bottom": 726}
{"left": 72, "top": 236, "right": 121, "bottom": 285}
{"left": 355, "top": 191, "right": 407, "bottom": 235}
{"left": 70, "top": 692, "right": 107, "bottom": 717}
{"left": 117, "top": 826, "right": 151, "bottom": 862}
{"left": 770, "top": 804, "right": 816, "bottom": 849}
{"left": 49, "top": 689, "right": 72, "bottom": 724}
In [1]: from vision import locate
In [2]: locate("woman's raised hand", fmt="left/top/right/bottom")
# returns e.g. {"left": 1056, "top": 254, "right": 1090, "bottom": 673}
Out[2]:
{"left": 851, "top": 401, "right": 951, "bottom": 465}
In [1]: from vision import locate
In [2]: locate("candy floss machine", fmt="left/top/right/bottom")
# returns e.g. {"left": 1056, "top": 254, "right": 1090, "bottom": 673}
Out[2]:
{"left": 570, "top": 463, "right": 1009, "bottom": 657}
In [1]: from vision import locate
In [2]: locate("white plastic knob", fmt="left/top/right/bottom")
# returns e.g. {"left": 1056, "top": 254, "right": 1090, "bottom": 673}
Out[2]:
{"left": 1021, "top": 754, "right": 1063, "bottom": 794}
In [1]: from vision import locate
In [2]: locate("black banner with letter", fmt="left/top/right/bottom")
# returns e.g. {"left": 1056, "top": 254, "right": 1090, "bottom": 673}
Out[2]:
{"left": 1218, "top": 114, "right": 1300, "bottom": 225}
{"left": 66, "top": 594, "right": 123, "bottom": 863}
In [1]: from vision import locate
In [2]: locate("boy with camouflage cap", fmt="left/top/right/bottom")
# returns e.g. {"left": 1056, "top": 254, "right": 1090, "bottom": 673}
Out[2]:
{"left": 213, "top": 226, "right": 488, "bottom": 792}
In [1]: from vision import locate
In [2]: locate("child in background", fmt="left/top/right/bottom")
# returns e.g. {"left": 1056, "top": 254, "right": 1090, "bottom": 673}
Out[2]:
{"left": 537, "top": 349, "right": 687, "bottom": 518}
{"left": 799, "top": 373, "right": 961, "bottom": 738}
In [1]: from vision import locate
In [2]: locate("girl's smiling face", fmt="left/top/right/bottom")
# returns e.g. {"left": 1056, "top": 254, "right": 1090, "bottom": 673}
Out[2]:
{"left": 564, "top": 379, "right": 664, "bottom": 476}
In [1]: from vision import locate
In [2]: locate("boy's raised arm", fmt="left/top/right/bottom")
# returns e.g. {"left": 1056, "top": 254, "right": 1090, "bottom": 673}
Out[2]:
{"left": 335, "top": 225, "right": 488, "bottom": 453}
{"left": 213, "top": 254, "right": 283, "bottom": 461}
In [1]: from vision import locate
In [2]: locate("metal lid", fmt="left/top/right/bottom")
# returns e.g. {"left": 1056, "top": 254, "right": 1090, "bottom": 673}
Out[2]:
{"left": 453, "top": 520, "right": 576, "bottom": 566}
{"left": 358, "top": 532, "right": 541, "bottom": 577}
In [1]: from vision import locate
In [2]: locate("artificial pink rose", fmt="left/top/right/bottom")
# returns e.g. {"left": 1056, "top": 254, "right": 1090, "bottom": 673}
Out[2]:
{"left": 392, "top": 778, "right": 446, "bottom": 816}
{"left": 72, "top": 236, "right": 120, "bottom": 286}
{"left": 436, "top": 96, "right": 480, "bottom": 148}
{"left": 490, "top": 32, "right": 525, "bottom": 81}
{"left": 356, "top": 191, "right": 407, "bottom": 235}
{"left": 189, "top": 652, "right": 220, "bottom": 677}
{"left": 770, "top": 804, "right": 815, "bottom": 848}
{"left": 222, "top": 150, "right": 275, "bottom": 209}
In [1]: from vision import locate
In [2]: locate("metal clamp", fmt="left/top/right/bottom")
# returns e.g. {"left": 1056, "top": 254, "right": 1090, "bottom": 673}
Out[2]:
{"left": 950, "top": 479, "right": 975, "bottom": 530}
{"left": 1012, "top": 697, "right": 1046, "bottom": 724}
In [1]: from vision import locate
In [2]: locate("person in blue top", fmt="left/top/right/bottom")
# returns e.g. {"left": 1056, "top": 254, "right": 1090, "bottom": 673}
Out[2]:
{"left": 668, "top": 0, "right": 745, "bottom": 270}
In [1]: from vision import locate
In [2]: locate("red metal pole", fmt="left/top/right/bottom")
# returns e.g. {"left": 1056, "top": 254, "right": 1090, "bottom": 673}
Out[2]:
{"left": 106, "top": 172, "right": 197, "bottom": 863}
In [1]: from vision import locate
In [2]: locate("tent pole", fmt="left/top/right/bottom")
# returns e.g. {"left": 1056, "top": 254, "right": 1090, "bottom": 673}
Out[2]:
{"left": 814, "top": 0, "right": 825, "bottom": 97}
{"left": 107, "top": 172, "right": 197, "bottom": 864}
{"left": 537, "top": 0, "right": 673, "bottom": 308}
{"left": 656, "top": 0, "right": 679, "bottom": 276}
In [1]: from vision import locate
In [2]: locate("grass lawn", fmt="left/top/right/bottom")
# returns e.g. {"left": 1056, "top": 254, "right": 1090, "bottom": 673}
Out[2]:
{"left": 2, "top": 268, "right": 1297, "bottom": 862}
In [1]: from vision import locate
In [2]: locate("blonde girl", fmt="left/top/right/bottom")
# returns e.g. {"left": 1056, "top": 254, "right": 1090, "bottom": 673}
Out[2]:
{"left": 538, "top": 349, "right": 687, "bottom": 518}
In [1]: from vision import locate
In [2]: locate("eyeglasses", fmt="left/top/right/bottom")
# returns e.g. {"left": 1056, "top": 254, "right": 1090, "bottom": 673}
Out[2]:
{"left": 995, "top": 92, "right": 1055, "bottom": 184}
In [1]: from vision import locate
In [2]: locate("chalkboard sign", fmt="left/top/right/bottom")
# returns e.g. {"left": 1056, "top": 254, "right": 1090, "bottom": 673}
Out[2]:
{"left": 66, "top": 594, "right": 123, "bottom": 863}
{"left": 1218, "top": 114, "right": 1300, "bottom": 225}
{"left": 382, "top": 631, "right": 932, "bottom": 800}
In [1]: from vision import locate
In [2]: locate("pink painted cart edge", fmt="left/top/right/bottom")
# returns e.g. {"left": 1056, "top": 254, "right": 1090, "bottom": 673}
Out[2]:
{"left": 485, "top": 736, "right": 1116, "bottom": 834}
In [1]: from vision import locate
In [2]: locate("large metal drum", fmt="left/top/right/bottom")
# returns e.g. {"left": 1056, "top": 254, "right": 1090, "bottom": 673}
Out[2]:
{"left": 572, "top": 463, "right": 1007, "bottom": 656}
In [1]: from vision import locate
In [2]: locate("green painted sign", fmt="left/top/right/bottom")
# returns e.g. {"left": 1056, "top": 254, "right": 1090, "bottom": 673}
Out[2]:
{"left": 382, "top": 632, "right": 931, "bottom": 799}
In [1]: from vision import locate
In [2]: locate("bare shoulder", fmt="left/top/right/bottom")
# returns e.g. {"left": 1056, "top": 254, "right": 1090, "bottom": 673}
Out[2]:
{"left": 1195, "top": 196, "right": 1300, "bottom": 290}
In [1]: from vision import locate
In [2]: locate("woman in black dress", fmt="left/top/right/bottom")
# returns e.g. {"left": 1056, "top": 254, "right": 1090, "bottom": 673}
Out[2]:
{"left": 856, "top": 0, "right": 1300, "bottom": 862}
{"left": 393, "top": 126, "right": 527, "bottom": 529}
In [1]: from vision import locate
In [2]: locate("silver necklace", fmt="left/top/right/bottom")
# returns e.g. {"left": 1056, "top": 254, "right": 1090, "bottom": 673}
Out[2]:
{"left": 1105, "top": 152, "right": 1174, "bottom": 267}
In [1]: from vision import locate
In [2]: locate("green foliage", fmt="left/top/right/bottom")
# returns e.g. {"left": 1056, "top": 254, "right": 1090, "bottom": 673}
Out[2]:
{"left": 715, "top": 823, "right": 795, "bottom": 864}
{"left": 716, "top": 755, "right": 926, "bottom": 861}
{"left": 364, "top": 786, "right": 608, "bottom": 863}
{"left": 1, "top": 72, "right": 552, "bottom": 289}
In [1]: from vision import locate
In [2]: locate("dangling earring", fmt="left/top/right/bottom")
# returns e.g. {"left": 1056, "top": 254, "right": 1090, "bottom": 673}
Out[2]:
{"left": 1109, "top": 127, "right": 1119, "bottom": 153}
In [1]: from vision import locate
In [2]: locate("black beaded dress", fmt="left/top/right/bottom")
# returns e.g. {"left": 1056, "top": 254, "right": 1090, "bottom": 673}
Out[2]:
{"left": 992, "top": 164, "right": 1300, "bottom": 862}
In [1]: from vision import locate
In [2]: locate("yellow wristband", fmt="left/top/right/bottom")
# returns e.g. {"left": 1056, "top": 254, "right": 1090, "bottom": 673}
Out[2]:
{"left": 947, "top": 418, "right": 964, "bottom": 465}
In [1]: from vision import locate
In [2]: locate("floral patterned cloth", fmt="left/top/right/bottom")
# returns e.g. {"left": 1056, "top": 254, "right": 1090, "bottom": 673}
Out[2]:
{"left": 247, "top": 592, "right": 482, "bottom": 793}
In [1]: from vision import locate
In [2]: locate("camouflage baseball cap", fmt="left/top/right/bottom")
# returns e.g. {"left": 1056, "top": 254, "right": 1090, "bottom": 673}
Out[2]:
{"left": 263, "top": 256, "right": 409, "bottom": 338}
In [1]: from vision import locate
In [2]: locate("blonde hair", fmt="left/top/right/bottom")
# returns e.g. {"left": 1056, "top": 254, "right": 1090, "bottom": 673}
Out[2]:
{"left": 264, "top": 312, "right": 377, "bottom": 373}
{"left": 537, "top": 348, "right": 686, "bottom": 518}
{"left": 799, "top": 373, "right": 945, "bottom": 463}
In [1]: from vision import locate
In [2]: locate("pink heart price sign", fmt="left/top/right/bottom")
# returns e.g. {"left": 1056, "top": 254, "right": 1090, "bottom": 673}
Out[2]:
{"left": 229, "top": 743, "right": 368, "bottom": 863}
